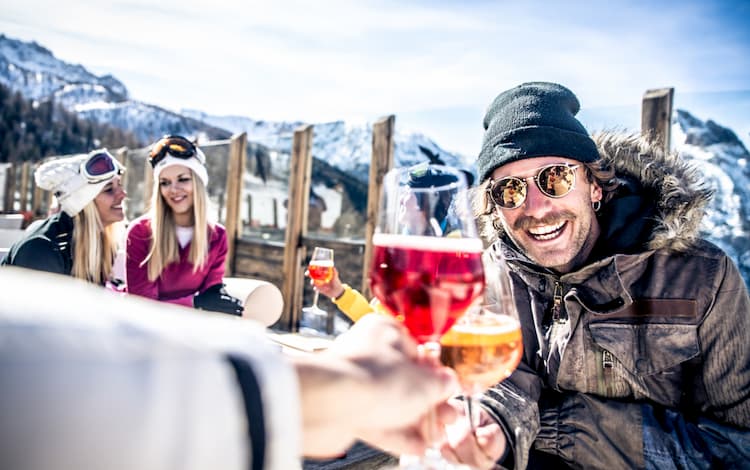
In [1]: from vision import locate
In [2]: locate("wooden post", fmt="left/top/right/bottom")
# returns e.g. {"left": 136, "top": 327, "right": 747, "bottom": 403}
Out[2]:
{"left": 116, "top": 147, "right": 129, "bottom": 191}
{"left": 19, "top": 162, "right": 30, "bottom": 212}
{"left": 246, "top": 194, "right": 253, "bottom": 227}
{"left": 224, "top": 132, "right": 247, "bottom": 276}
{"left": 218, "top": 193, "right": 225, "bottom": 224}
{"left": 272, "top": 198, "right": 278, "bottom": 228}
{"left": 641, "top": 87, "right": 674, "bottom": 152}
{"left": 143, "top": 158, "right": 153, "bottom": 205}
{"left": 280, "top": 124, "right": 313, "bottom": 331}
{"left": 32, "top": 162, "right": 45, "bottom": 217}
{"left": 361, "top": 115, "right": 395, "bottom": 298}
{"left": 3, "top": 165, "right": 15, "bottom": 212}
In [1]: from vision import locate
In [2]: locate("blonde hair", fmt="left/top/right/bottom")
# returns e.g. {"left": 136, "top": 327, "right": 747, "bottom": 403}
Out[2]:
{"left": 71, "top": 202, "right": 121, "bottom": 284}
{"left": 143, "top": 169, "right": 211, "bottom": 281}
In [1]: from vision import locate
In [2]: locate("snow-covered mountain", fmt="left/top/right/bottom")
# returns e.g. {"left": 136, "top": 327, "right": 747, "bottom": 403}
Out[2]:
{"left": 674, "top": 110, "right": 750, "bottom": 283}
{"left": 181, "top": 110, "right": 468, "bottom": 183}
{"left": 0, "top": 34, "right": 232, "bottom": 144}
{"left": 0, "top": 33, "right": 747, "bottom": 284}
{"left": 0, "top": 34, "right": 469, "bottom": 181}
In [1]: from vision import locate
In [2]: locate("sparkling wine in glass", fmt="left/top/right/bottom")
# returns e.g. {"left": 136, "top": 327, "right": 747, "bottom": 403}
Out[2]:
{"left": 441, "top": 262, "right": 522, "bottom": 440}
{"left": 440, "top": 307, "right": 522, "bottom": 434}
{"left": 301, "top": 247, "right": 334, "bottom": 335}
{"left": 369, "top": 164, "right": 485, "bottom": 469}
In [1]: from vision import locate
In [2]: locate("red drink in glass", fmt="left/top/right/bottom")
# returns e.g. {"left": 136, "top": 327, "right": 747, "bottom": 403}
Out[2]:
{"left": 308, "top": 260, "right": 334, "bottom": 283}
{"left": 370, "top": 233, "right": 485, "bottom": 344}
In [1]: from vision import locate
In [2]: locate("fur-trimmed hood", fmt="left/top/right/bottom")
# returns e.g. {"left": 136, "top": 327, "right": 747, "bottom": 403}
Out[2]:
{"left": 594, "top": 131, "right": 713, "bottom": 253}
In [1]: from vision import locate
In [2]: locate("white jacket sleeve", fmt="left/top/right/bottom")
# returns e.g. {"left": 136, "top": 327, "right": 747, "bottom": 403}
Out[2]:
{"left": 0, "top": 267, "right": 301, "bottom": 470}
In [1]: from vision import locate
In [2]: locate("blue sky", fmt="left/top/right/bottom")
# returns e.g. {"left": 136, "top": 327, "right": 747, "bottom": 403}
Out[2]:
{"left": 1, "top": 0, "right": 749, "bottom": 155}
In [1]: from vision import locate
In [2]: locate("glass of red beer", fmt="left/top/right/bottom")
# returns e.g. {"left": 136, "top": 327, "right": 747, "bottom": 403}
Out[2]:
{"left": 369, "top": 163, "right": 485, "bottom": 469}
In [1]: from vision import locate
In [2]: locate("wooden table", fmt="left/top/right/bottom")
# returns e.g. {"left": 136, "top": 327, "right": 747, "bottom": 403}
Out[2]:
{"left": 266, "top": 331, "right": 335, "bottom": 354}
{"left": 303, "top": 441, "right": 397, "bottom": 469}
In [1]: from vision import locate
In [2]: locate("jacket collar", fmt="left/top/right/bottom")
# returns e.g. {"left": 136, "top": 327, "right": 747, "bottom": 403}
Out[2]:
{"left": 593, "top": 132, "right": 713, "bottom": 253}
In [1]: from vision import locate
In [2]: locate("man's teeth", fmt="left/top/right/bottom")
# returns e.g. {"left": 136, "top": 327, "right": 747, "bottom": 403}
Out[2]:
{"left": 528, "top": 221, "right": 565, "bottom": 240}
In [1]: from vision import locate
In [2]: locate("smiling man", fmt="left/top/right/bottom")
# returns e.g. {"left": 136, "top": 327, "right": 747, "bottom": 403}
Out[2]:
{"left": 443, "top": 82, "right": 750, "bottom": 469}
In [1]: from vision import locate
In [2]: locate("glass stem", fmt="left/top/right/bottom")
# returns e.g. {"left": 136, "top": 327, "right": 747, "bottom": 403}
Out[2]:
{"left": 417, "top": 342, "right": 443, "bottom": 451}
{"left": 311, "top": 290, "right": 320, "bottom": 308}
{"left": 465, "top": 393, "right": 480, "bottom": 438}
{"left": 399, "top": 342, "right": 453, "bottom": 468}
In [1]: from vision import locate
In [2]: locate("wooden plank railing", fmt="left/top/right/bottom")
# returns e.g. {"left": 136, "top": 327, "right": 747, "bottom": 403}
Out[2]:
{"left": 1, "top": 87, "right": 673, "bottom": 332}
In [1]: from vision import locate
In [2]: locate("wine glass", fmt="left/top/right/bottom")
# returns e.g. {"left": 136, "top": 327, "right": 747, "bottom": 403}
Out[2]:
{"left": 300, "top": 247, "right": 335, "bottom": 336}
{"left": 369, "top": 164, "right": 485, "bottom": 469}
{"left": 441, "top": 260, "right": 522, "bottom": 445}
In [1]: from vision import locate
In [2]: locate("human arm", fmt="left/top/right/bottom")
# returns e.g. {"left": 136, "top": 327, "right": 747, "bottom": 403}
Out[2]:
{"left": 332, "top": 284, "right": 375, "bottom": 322}
{"left": 6, "top": 237, "right": 68, "bottom": 275}
{"left": 696, "top": 255, "right": 750, "bottom": 427}
{"left": 198, "top": 225, "right": 229, "bottom": 293}
{"left": 125, "top": 220, "right": 162, "bottom": 300}
{"left": 440, "top": 361, "right": 542, "bottom": 469}
{"left": 441, "top": 398, "right": 507, "bottom": 470}
{"left": 305, "top": 267, "right": 375, "bottom": 322}
{"left": 124, "top": 220, "right": 197, "bottom": 307}
{"left": 0, "top": 268, "right": 462, "bottom": 469}
{"left": 467, "top": 254, "right": 750, "bottom": 470}
{"left": 623, "top": 255, "right": 750, "bottom": 467}
{"left": 295, "top": 314, "right": 460, "bottom": 458}
{"left": 193, "top": 283, "right": 243, "bottom": 316}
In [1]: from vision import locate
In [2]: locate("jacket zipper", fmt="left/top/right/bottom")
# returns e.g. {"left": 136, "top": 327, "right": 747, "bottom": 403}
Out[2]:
{"left": 551, "top": 281, "right": 565, "bottom": 323}
{"left": 601, "top": 349, "right": 615, "bottom": 395}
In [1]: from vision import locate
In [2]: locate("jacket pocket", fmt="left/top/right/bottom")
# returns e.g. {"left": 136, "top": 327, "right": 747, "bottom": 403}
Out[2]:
{"left": 589, "top": 322, "right": 700, "bottom": 376}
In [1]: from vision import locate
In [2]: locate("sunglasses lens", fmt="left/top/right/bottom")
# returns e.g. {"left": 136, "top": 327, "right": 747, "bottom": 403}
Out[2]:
{"left": 538, "top": 165, "right": 575, "bottom": 197}
{"left": 86, "top": 153, "right": 116, "bottom": 177}
{"left": 492, "top": 178, "right": 527, "bottom": 208}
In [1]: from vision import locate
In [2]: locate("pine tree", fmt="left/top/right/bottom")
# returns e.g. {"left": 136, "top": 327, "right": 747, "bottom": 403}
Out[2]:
{"left": 0, "top": 82, "right": 143, "bottom": 163}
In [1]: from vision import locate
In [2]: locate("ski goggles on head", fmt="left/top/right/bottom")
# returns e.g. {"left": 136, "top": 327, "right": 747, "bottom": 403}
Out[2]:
{"left": 81, "top": 150, "right": 123, "bottom": 184}
{"left": 487, "top": 163, "right": 580, "bottom": 209}
{"left": 407, "top": 163, "right": 461, "bottom": 189}
{"left": 148, "top": 135, "right": 205, "bottom": 168}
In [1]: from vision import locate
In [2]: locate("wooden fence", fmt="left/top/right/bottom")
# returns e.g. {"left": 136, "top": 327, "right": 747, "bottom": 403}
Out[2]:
{"left": 1, "top": 88, "right": 674, "bottom": 331}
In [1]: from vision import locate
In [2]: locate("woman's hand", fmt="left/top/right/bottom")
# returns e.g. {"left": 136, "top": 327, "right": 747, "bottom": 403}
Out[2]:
{"left": 305, "top": 266, "right": 345, "bottom": 299}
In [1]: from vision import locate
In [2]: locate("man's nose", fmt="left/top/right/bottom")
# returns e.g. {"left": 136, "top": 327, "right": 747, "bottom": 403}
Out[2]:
{"left": 522, "top": 181, "right": 550, "bottom": 214}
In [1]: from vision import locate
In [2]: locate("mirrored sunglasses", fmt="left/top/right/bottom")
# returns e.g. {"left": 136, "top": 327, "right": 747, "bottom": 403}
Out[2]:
{"left": 148, "top": 135, "right": 205, "bottom": 168}
{"left": 488, "top": 163, "right": 580, "bottom": 209}
{"left": 82, "top": 151, "right": 123, "bottom": 184}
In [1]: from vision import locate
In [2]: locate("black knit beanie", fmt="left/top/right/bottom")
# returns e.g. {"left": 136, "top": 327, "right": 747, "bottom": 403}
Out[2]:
{"left": 476, "top": 82, "right": 600, "bottom": 183}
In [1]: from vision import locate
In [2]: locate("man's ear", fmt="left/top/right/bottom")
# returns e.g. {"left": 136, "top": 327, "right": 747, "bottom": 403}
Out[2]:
{"left": 591, "top": 181, "right": 603, "bottom": 203}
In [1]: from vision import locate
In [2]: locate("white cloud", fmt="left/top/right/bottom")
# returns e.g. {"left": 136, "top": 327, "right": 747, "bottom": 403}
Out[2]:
{"left": 1, "top": 0, "right": 748, "bottom": 154}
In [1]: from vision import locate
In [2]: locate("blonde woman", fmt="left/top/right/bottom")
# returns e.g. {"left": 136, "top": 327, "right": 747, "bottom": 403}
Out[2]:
{"left": 125, "top": 135, "right": 242, "bottom": 315}
{"left": 2, "top": 149, "right": 127, "bottom": 287}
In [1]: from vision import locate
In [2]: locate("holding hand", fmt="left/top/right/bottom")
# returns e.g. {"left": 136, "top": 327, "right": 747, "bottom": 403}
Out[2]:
{"left": 442, "top": 398, "right": 507, "bottom": 469}
{"left": 295, "top": 314, "right": 461, "bottom": 458}
{"left": 305, "top": 266, "right": 345, "bottom": 300}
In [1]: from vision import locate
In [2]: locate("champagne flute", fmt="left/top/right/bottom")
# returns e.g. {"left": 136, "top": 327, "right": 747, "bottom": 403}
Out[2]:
{"left": 441, "top": 261, "right": 522, "bottom": 441}
{"left": 301, "top": 247, "right": 334, "bottom": 335}
{"left": 369, "top": 164, "right": 485, "bottom": 469}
